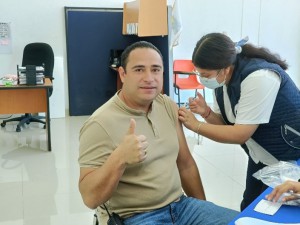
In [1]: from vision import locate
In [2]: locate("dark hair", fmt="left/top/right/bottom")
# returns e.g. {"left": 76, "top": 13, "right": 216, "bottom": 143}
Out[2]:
{"left": 121, "top": 41, "right": 163, "bottom": 70}
{"left": 192, "top": 33, "right": 288, "bottom": 70}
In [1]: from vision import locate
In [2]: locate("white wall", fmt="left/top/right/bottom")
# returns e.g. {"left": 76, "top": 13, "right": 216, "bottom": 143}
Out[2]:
{"left": 0, "top": 0, "right": 132, "bottom": 117}
{"left": 1, "top": 0, "right": 299, "bottom": 112}
{"left": 173, "top": 0, "right": 300, "bottom": 104}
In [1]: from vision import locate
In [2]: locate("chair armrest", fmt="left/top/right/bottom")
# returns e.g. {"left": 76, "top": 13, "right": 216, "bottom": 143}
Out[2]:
{"left": 173, "top": 70, "right": 198, "bottom": 75}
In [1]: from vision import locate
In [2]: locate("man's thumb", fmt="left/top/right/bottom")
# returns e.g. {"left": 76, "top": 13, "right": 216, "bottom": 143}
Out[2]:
{"left": 127, "top": 118, "right": 136, "bottom": 135}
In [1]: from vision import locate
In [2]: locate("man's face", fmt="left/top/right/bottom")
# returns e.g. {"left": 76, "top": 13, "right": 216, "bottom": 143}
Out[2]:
{"left": 119, "top": 48, "right": 164, "bottom": 110}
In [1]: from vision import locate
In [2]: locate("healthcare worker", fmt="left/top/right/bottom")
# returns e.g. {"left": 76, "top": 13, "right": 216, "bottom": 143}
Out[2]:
{"left": 178, "top": 32, "right": 300, "bottom": 210}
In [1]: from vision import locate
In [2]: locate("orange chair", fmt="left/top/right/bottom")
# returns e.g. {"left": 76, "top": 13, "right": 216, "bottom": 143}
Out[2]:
{"left": 173, "top": 59, "right": 205, "bottom": 106}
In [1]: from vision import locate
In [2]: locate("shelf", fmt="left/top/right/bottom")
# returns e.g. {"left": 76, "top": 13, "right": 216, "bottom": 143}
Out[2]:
{"left": 122, "top": 0, "right": 168, "bottom": 37}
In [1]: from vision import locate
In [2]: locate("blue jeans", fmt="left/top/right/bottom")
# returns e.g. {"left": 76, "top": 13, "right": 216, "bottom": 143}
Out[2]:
{"left": 123, "top": 195, "right": 238, "bottom": 225}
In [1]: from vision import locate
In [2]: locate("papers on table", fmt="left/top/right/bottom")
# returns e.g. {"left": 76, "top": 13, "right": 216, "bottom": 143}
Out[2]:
{"left": 17, "top": 65, "right": 45, "bottom": 85}
{"left": 235, "top": 199, "right": 299, "bottom": 225}
{"left": 254, "top": 199, "right": 282, "bottom": 215}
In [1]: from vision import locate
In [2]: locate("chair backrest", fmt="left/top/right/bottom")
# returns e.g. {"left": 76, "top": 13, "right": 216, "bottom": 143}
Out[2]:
{"left": 22, "top": 42, "right": 54, "bottom": 95}
{"left": 173, "top": 59, "right": 194, "bottom": 72}
{"left": 22, "top": 43, "right": 54, "bottom": 79}
{"left": 173, "top": 59, "right": 200, "bottom": 84}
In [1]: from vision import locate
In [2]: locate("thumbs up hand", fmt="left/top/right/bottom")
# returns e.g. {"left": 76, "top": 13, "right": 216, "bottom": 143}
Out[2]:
{"left": 118, "top": 119, "right": 149, "bottom": 164}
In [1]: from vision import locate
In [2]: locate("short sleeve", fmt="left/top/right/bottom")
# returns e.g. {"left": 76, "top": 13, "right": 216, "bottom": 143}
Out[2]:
{"left": 162, "top": 94, "right": 178, "bottom": 125}
{"left": 78, "top": 120, "right": 114, "bottom": 168}
{"left": 235, "top": 70, "right": 281, "bottom": 124}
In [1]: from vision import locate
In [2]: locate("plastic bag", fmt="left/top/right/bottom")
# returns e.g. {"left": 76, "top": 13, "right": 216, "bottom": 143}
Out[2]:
{"left": 253, "top": 161, "right": 300, "bottom": 206}
{"left": 253, "top": 161, "right": 300, "bottom": 188}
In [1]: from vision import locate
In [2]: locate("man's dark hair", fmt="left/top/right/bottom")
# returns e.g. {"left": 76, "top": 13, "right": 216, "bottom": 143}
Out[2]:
{"left": 121, "top": 41, "right": 163, "bottom": 70}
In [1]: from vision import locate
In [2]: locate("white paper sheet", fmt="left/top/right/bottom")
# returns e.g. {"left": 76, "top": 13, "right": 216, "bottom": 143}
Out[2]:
{"left": 254, "top": 199, "right": 282, "bottom": 215}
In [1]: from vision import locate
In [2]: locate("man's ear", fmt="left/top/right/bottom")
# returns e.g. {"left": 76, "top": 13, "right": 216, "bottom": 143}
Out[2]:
{"left": 118, "top": 66, "right": 126, "bottom": 83}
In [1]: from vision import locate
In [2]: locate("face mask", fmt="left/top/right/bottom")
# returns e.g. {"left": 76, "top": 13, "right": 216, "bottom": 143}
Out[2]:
{"left": 199, "top": 70, "right": 226, "bottom": 89}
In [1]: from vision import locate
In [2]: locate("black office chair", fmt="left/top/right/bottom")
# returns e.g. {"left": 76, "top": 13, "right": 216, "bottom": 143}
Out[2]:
{"left": 1, "top": 43, "right": 54, "bottom": 132}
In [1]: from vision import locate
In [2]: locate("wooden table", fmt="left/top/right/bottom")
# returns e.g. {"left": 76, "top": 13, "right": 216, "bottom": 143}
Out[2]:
{"left": 0, "top": 78, "right": 53, "bottom": 151}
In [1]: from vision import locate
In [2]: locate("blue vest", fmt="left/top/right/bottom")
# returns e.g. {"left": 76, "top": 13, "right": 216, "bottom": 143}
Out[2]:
{"left": 215, "top": 56, "right": 300, "bottom": 161}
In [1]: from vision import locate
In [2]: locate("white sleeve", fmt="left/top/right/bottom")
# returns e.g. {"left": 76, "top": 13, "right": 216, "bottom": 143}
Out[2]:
{"left": 235, "top": 69, "right": 281, "bottom": 124}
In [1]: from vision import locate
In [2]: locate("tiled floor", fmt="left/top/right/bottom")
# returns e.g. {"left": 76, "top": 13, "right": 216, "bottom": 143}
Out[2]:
{"left": 0, "top": 114, "right": 248, "bottom": 225}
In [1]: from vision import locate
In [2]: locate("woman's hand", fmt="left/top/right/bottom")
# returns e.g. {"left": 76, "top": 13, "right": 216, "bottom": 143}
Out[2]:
{"left": 178, "top": 107, "right": 200, "bottom": 132}
{"left": 189, "top": 92, "right": 209, "bottom": 116}
{"left": 266, "top": 180, "right": 300, "bottom": 203}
